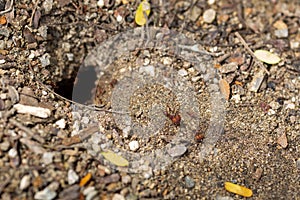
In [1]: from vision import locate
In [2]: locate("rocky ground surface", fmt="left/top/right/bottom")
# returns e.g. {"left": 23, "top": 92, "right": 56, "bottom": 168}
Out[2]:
{"left": 0, "top": 0, "right": 299, "bottom": 199}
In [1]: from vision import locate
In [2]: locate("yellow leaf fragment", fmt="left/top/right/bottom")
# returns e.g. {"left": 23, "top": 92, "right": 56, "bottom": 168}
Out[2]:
{"left": 79, "top": 172, "right": 92, "bottom": 187}
{"left": 101, "top": 151, "right": 129, "bottom": 167}
{"left": 254, "top": 49, "right": 281, "bottom": 65}
{"left": 219, "top": 79, "right": 230, "bottom": 100}
{"left": 135, "top": 0, "right": 151, "bottom": 26}
{"left": 225, "top": 182, "right": 253, "bottom": 197}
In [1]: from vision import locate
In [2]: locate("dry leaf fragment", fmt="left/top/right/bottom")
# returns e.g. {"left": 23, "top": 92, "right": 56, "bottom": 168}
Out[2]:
{"left": 79, "top": 173, "right": 92, "bottom": 187}
{"left": 135, "top": 0, "right": 150, "bottom": 26}
{"left": 0, "top": 16, "right": 7, "bottom": 25}
{"left": 254, "top": 50, "right": 281, "bottom": 64}
{"left": 101, "top": 151, "right": 129, "bottom": 167}
{"left": 219, "top": 79, "right": 230, "bottom": 100}
{"left": 224, "top": 182, "right": 253, "bottom": 197}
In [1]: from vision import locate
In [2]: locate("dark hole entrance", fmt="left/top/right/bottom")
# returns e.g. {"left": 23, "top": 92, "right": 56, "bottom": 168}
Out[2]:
{"left": 54, "top": 66, "right": 97, "bottom": 104}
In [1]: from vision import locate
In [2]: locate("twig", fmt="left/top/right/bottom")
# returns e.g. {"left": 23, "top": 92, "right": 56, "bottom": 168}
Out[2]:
{"left": 28, "top": 63, "right": 129, "bottom": 115}
{"left": 234, "top": 32, "right": 269, "bottom": 75}
{"left": 0, "top": 0, "right": 14, "bottom": 15}
{"left": 9, "top": 118, "right": 45, "bottom": 144}
{"left": 29, "top": 0, "right": 40, "bottom": 27}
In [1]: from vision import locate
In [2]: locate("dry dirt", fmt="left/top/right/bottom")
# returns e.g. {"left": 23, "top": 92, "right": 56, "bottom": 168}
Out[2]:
{"left": 0, "top": 0, "right": 299, "bottom": 199}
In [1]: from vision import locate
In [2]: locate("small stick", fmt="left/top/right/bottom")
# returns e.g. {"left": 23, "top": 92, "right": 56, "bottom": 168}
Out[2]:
{"left": 9, "top": 118, "right": 45, "bottom": 144}
{"left": 234, "top": 32, "right": 269, "bottom": 75}
{"left": 0, "top": 0, "right": 14, "bottom": 15}
{"left": 29, "top": 0, "right": 40, "bottom": 27}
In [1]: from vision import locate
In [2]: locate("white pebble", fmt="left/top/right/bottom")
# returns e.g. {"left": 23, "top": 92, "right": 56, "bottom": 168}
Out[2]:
{"left": 274, "top": 29, "right": 288, "bottom": 38}
{"left": 207, "top": 0, "right": 215, "bottom": 5}
{"left": 68, "top": 169, "right": 79, "bottom": 185}
{"left": 178, "top": 69, "right": 188, "bottom": 76}
{"left": 55, "top": 118, "right": 66, "bottom": 129}
{"left": 97, "top": 0, "right": 104, "bottom": 8}
{"left": 112, "top": 194, "right": 125, "bottom": 200}
{"left": 34, "top": 188, "right": 57, "bottom": 200}
{"left": 20, "top": 175, "right": 31, "bottom": 190}
{"left": 116, "top": 15, "right": 123, "bottom": 22}
{"left": 167, "top": 144, "right": 187, "bottom": 157}
{"left": 42, "top": 152, "right": 54, "bottom": 165}
{"left": 8, "top": 148, "right": 18, "bottom": 158}
{"left": 129, "top": 140, "right": 139, "bottom": 151}
{"left": 203, "top": 8, "right": 216, "bottom": 23}
{"left": 162, "top": 57, "right": 172, "bottom": 65}
{"left": 83, "top": 186, "right": 96, "bottom": 195}
{"left": 86, "top": 191, "right": 98, "bottom": 200}
{"left": 268, "top": 109, "right": 276, "bottom": 115}
{"left": 285, "top": 103, "right": 295, "bottom": 109}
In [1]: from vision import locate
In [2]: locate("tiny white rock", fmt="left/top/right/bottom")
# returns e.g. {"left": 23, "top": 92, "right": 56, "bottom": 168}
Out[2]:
{"left": 97, "top": 0, "right": 105, "bottom": 8}
{"left": 20, "top": 175, "right": 31, "bottom": 190}
{"left": 178, "top": 69, "right": 188, "bottom": 76}
{"left": 42, "top": 152, "right": 54, "bottom": 165}
{"left": 112, "top": 194, "right": 125, "bottom": 200}
{"left": 203, "top": 8, "right": 216, "bottom": 23}
{"left": 34, "top": 188, "right": 57, "bottom": 200}
{"left": 14, "top": 104, "right": 51, "bottom": 118}
{"left": 129, "top": 140, "right": 139, "bottom": 151}
{"left": 8, "top": 148, "right": 18, "bottom": 158}
{"left": 68, "top": 169, "right": 79, "bottom": 185}
{"left": 55, "top": 118, "right": 66, "bottom": 129}
{"left": 83, "top": 186, "right": 96, "bottom": 195}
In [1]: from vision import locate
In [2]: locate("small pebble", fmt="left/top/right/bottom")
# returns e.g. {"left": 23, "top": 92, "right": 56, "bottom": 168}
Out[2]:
{"left": 20, "top": 175, "right": 31, "bottom": 190}
{"left": 184, "top": 176, "right": 195, "bottom": 188}
{"left": 121, "top": 175, "right": 132, "bottom": 184}
{"left": 42, "top": 152, "right": 54, "bottom": 165}
{"left": 112, "top": 194, "right": 125, "bottom": 200}
{"left": 86, "top": 191, "right": 98, "bottom": 200}
{"left": 8, "top": 148, "right": 18, "bottom": 158}
{"left": 220, "top": 63, "right": 238, "bottom": 74}
{"left": 39, "top": 53, "right": 51, "bottom": 67}
{"left": 68, "top": 169, "right": 79, "bottom": 185}
{"left": 167, "top": 144, "right": 187, "bottom": 157}
{"left": 203, "top": 8, "right": 216, "bottom": 23}
{"left": 208, "top": 0, "right": 215, "bottom": 5}
{"left": 178, "top": 69, "right": 188, "bottom": 76}
{"left": 191, "top": 76, "right": 201, "bottom": 82}
{"left": 274, "top": 29, "right": 288, "bottom": 38}
{"left": 55, "top": 118, "right": 66, "bottom": 129}
{"left": 162, "top": 57, "right": 172, "bottom": 65}
{"left": 189, "top": 6, "right": 201, "bottom": 21}
{"left": 252, "top": 167, "right": 263, "bottom": 180}
{"left": 139, "top": 65, "right": 155, "bottom": 77}
{"left": 97, "top": 0, "right": 104, "bottom": 8}
{"left": 34, "top": 187, "right": 57, "bottom": 200}
{"left": 273, "top": 20, "right": 288, "bottom": 38}
{"left": 83, "top": 187, "right": 96, "bottom": 195}
{"left": 215, "top": 196, "right": 234, "bottom": 200}
{"left": 129, "top": 140, "right": 139, "bottom": 151}
{"left": 0, "top": 141, "right": 10, "bottom": 151}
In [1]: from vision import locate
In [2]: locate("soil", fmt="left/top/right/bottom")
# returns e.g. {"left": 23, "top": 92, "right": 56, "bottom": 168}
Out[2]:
{"left": 0, "top": 0, "right": 299, "bottom": 200}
